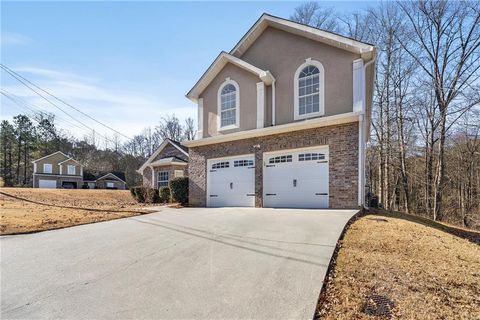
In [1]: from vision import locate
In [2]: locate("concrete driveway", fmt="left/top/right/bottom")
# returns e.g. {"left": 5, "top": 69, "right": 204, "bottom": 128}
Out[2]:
{"left": 1, "top": 207, "right": 357, "bottom": 319}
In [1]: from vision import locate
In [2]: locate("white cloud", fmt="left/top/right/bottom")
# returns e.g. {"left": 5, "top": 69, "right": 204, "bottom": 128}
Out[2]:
{"left": 1, "top": 66, "right": 196, "bottom": 141}
{"left": 1, "top": 32, "right": 31, "bottom": 46}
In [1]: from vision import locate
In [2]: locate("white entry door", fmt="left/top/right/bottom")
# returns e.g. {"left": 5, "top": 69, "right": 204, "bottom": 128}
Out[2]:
{"left": 207, "top": 155, "right": 255, "bottom": 207}
{"left": 263, "top": 146, "right": 329, "bottom": 208}
{"left": 38, "top": 179, "right": 57, "bottom": 189}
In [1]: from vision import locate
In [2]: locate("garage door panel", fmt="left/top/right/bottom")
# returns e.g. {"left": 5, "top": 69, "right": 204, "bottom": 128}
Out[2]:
{"left": 263, "top": 147, "right": 329, "bottom": 209}
{"left": 207, "top": 155, "right": 255, "bottom": 207}
{"left": 38, "top": 180, "right": 57, "bottom": 189}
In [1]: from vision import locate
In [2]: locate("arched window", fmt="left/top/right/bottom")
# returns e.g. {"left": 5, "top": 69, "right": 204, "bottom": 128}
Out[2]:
{"left": 294, "top": 59, "right": 324, "bottom": 120}
{"left": 218, "top": 79, "right": 239, "bottom": 130}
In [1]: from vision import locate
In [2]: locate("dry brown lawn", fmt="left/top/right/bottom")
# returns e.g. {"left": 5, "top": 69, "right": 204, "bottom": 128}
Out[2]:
{"left": 0, "top": 188, "right": 156, "bottom": 235}
{"left": 317, "top": 211, "right": 480, "bottom": 320}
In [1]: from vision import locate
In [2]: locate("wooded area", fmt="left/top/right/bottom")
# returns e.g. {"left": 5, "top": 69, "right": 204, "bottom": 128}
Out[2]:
{"left": 292, "top": 0, "right": 480, "bottom": 229}
{"left": 0, "top": 113, "right": 195, "bottom": 188}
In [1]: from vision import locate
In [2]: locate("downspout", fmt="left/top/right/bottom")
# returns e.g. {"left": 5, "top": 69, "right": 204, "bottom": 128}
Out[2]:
{"left": 358, "top": 56, "right": 376, "bottom": 209}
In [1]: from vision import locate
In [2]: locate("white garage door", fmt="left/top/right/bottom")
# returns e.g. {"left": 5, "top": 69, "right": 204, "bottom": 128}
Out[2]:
{"left": 38, "top": 179, "right": 57, "bottom": 189}
{"left": 263, "top": 146, "right": 329, "bottom": 208}
{"left": 207, "top": 155, "right": 255, "bottom": 207}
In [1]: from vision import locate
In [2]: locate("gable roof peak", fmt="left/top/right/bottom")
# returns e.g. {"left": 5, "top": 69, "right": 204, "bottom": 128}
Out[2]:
{"left": 230, "top": 13, "right": 375, "bottom": 59}
{"left": 186, "top": 51, "right": 275, "bottom": 102}
{"left": 137, "top": 138, "right": 189, "bottom": 173}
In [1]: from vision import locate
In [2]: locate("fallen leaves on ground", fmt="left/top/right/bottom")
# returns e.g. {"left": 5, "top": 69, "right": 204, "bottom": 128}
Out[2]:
{"left": 0, "top": 188, "right": 156, "bottom": 235}
{"left": 317, "top": 212, "right": 480, "bottom": 320}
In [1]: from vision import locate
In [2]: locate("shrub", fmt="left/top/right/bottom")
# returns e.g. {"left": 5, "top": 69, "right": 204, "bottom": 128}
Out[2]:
{"left": 159, "top": 187, "right": 171, "bottom": 203}
{"left": 170, "top": 177, "right": 188, "bottom": 205}
{"left": 144, "top": 187, "right": 160, "bottom": 203}
{"left": 129, "top": 187, "right": 136, "bottom": 198}
{"left": 130, "top": 186, "right": 146, "bottom": 203}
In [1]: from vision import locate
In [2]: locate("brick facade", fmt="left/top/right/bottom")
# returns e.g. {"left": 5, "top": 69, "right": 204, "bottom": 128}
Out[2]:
{"left": 141, "top": 142, "right": 189, "bottom": 188}
{"left": 188, "top": 122, "right": 359, "bottom": 209}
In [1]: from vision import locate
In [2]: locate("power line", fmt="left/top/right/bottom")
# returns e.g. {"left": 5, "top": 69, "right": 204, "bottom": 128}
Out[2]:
{"left": 1, "top": 89, "right": 86, "bottom": 131}
{"left": 0, "top": 64, "right": 131, "bottom": 140}
{"left": 0, "top": 66, "right": 121, "bottom": 145}
{"left": 2, "top": 91, "right": 121, "bottom": 149}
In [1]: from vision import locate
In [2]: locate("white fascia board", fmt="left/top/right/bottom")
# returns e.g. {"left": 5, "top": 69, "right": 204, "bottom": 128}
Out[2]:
{"left": 186, "top": 52, "right": 273, "bottom": 102}
{"left": 183, "top": 111, "right": 363, "bottom": 148}
{"left": 230, "top": 14, "right": 375, "bottom": 58}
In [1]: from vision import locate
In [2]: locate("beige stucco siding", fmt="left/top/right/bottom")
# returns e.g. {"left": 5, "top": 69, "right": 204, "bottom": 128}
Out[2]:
{"left": 35, "top": 153, "right": 69, "bottom": 174}
{"left": 239, "top": 27, "right": 361, "bottom": 125}
{"left": 199, "top": 63, "right": 259, "bottom": 138}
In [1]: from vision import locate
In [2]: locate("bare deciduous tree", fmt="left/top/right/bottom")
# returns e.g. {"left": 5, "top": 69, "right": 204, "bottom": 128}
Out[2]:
{"left": 290, "top": 2, "right": 339, "bottom": 32}
{"left": 396, "top": 0, "right": 480, "bottom": 220}
{"left": 183, "top": 117, "right": 196, "bottom": 141}
{"left": 155, "top": 115, "right": 183, "bottom": 142}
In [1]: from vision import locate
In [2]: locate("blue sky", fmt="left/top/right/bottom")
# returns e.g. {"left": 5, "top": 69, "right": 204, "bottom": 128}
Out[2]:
{"left": 1, "top": 1, "right": 372, "bottom": 142}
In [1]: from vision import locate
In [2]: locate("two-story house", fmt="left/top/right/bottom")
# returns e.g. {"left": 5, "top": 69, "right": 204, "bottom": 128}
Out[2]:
{"left": 183, "top": 14, "right": 375, "bottom": 209}
{"left": 32, "top": 151, "right": 84, "bottom": 189}
{"left": 32, "top": 151, "right": 127, "bottom": 189}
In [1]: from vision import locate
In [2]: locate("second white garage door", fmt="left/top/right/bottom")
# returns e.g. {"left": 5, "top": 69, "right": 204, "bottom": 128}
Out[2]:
{"left": 263, "top": 146, "right": 329, "bottom": 208}
{"left": 207, "top": 155, "right": 255, "bottom": 207}
{"left": 38, "top": 179, "right": 57, "bottom": 189}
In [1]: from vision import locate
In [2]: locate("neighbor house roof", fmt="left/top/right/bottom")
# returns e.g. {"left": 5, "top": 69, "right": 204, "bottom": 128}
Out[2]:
{"left": 58, "top": 157, "right": 83, "bottom": 166}
{"left": 31, "top": 151, "right": 69, "bottom": 163}
{"left": 83, "top": 170, "right": 126, "bottom": 183}
{"left": 137, "top": 139, "right": 189, "bottom": 173}
{"left": 186, "top": 51, "right": 275, "bottom": 103}
{"left": 230, "top": 13, "right": 375, "bottom": 58}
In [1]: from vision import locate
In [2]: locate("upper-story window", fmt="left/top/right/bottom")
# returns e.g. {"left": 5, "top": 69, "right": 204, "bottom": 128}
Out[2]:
{"left": 294, "top": 59, "right": 325, "bottom": 120}
{"left": 44, "top": 163, "right": 52, "bottom": 174}
{"left": 218, "top": 79, "right": 239, "bottom": 130}
{"left": 67, "top": 165, "right": 75, "bottom": 175}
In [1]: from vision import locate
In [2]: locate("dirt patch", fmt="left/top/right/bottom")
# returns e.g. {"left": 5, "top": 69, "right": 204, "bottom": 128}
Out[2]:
{"left": 316, "top": 211, "right": 480, "bottom": 320}
{"left": 0, "top": 188, "right": 156, "bottom": 235}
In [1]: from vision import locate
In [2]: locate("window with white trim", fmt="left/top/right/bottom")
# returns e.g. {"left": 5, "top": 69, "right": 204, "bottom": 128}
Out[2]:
{"left": 106, "top": 182, "right": 114, "bottom": 188}
{"left": 44, "top": 163, "right": 52, "bottom": 174}
{"left": 67, "top": 165, "right": 75, "bottom": 175}
{"left": 294, "top": 60, "right": 325, "bottom": 120}
{"left": 212, "top": 161, "right": 229, "bottom": 169}
{"left": 299, "top": 65, "right": 320, "bottom": 115}
{"left": 234, "top": 159, "right": 253, "bottom": 167}
{"left": 298, "top": 153, "right": 325, "bottom": 161}
{"left": 157, "top": 171, "right": 169, "bottom": 188}
{"left": 269, "top": 155, "right": 292, "bottom": 164}
{"left": 219, "top": 81, "right": 238, "bottom": 128}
